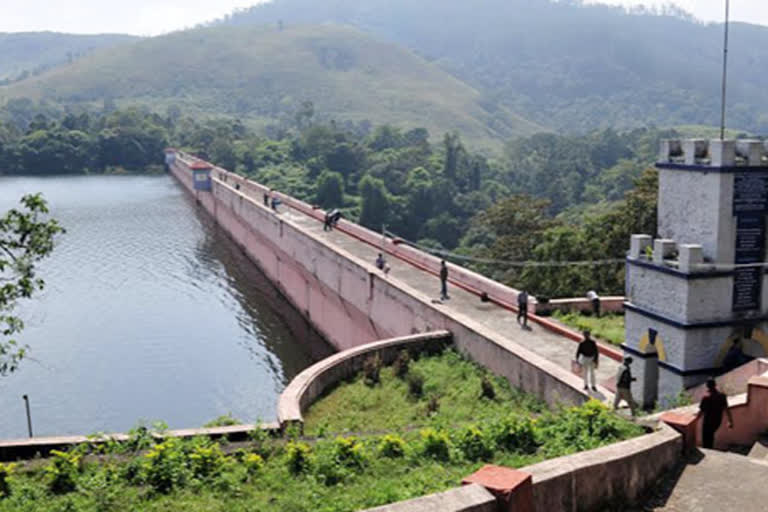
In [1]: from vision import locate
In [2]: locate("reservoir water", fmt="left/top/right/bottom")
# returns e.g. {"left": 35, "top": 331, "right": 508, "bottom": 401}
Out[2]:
{"left": 0, "top": 174, "right": 332, "bottom": 438}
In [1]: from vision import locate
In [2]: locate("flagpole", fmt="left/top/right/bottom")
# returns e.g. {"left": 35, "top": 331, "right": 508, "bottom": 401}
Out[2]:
{"left": 720, "top": 0, "right": 730, "bottom": 140}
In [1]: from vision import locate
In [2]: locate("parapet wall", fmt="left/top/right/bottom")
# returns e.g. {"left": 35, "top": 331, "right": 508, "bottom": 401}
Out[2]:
{"left": 170, "top": 154, "right": 588, "bottom": 406}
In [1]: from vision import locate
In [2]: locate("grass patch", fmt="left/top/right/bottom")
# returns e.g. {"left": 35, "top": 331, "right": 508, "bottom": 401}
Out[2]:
{"left": 303, "top": 350, "right": 544, "bottom": 435}
{"left": 0, "top": 350, "right": 644, "bottom": 511}
{"left": 552, "top": 311, "right": 625, "bottom": 346}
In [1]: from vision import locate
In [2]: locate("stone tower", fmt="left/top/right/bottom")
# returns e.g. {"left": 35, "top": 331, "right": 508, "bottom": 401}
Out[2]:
{"left": 624, "top": 138, "right": 768, "bottom": 407}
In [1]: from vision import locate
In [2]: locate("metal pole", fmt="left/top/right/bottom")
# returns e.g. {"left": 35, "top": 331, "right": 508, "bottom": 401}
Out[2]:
{"left": 720, "top": 0, "right": 730, "bottom": 140}
{"left": 22, "top": 395, "right": 32, "bottom": 438}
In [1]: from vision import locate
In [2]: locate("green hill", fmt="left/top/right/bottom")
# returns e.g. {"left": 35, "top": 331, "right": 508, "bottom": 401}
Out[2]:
{"left": 0, "top": 25, "right": 542, "bottom": 150}
{"left": 220, "top": 0, "right": 768, "bottom": 133}
{"left": 0, "top": 32, "right": 139, "bottom": 81}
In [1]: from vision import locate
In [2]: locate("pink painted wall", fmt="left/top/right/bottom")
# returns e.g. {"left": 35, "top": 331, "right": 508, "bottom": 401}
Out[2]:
{"left": 705, "top": 376, "right": 768, "bottom": 450}
{"left": 688, "top": 359, "right": 768, "bottom": 403}
{"left": 170, "top": 156, "right": 588, "bottom": 405}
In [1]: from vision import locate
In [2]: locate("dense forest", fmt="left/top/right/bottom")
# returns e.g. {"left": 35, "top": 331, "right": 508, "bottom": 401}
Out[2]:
{"left": 0, "top": 101, "right": 663, "bottom": 298}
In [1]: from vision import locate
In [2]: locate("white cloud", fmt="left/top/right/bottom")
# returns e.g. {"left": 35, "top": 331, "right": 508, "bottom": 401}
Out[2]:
{"left": 0, "top": 0, "right": 267, "bottom": 36}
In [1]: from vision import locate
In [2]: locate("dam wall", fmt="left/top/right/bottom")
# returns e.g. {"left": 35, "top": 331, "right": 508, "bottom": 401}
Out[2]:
{"left": 170, "top": 153, "right": 587, "bottom": 406}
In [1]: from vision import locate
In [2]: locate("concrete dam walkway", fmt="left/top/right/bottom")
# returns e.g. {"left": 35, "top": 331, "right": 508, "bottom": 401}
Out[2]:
{"left": 274, "top": 196, "right": 622, "bottom": 398}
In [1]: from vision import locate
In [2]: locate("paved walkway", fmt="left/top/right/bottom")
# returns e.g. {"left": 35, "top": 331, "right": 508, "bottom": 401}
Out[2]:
{"left": 643, "top": 449, "right": 768, "bottom": 511}
{"left": 275, "top": 203, "right": 621, "bottom": 400}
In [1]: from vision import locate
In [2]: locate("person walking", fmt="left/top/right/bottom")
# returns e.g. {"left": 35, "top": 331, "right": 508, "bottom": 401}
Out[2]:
{"left": 263, "top": 189, "right": 271, "bottom": 207}
{"left": 696, "top": 379, "right": 733, "bottom": 449}
{"left": 517, "top": 290, "right": 529, "bottom": 328}
{"left": 323, "top": 210, "right": 333, "bottom": 231}
{"left": 439, "top": 260, "right": 449, "bottom": 300}
{"left": 376, "top": 253, "right": 386, "bottom": 271}
{"left": 586, "top": 290, "right": 601, "bottom": 317}
{"left": 614, "top": 357, "right": 639, "bottom": 416}
{"left": 575, "top": 331, "right": 599, "bottom": 391}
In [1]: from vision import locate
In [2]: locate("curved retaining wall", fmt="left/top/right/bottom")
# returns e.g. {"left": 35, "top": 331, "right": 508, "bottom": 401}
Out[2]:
{"left": 170, "top": 154, "right": 588, "bottom": 406}
{"left": 278, "top": 331, "right": 451, "bottom": 427}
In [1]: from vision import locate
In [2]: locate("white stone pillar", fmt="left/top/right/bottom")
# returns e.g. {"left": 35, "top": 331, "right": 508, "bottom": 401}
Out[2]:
{"left": 678, "top": 244, "right": 703, "bottom": 273}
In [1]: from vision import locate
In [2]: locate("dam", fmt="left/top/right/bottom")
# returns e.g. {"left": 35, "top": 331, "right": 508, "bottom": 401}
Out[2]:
{"left": 167, "top": 150, "right": 614, "bottom": 407}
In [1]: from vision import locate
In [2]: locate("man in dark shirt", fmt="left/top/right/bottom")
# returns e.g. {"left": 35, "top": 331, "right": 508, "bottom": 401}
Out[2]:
{"left": 575, "top": 331, "right": 599, "bottom": 391}
{"left": 517, "top": 290, "right": 529, "bottom": 329}
{"left": 614, "top": 357, "right": 638, "bottom": 416}
{"left": 439, "top": 260, "right": 449, "bottom": 300}
{"left": 696, "top": 379, "right": 733, "bottom": 449}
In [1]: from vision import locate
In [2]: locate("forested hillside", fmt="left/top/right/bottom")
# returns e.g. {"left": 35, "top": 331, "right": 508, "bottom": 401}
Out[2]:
{"left": 0, "top": 25, "right": 542, "bottom": 151}
{"left": 0, "top": 32, "right": 139, "bottom": 82}
{"left": 0, "top": 101, "right": 663, "bottom": 297}
{"left": 220, "top": 0, "right": 768, "bottom": 133}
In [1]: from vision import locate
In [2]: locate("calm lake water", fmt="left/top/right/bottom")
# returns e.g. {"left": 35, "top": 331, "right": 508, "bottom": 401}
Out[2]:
{"left": 0, "top": 174, "right": 332, "bottom": 438}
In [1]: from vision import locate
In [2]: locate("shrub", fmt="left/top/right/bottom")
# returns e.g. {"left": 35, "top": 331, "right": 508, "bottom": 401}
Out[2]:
{"left": 285, "top": 442, "right": 312, "bottom": 475}
{"left": 244, "top": 453, "right": 264, "bottom": 476}
{"left": 0, "top": 462, "right": 16, "bottom": 498}
{"left": 363, "top": 354, "right": 382, "bottom": 386}
{"left": 204, "top": 414, "right": 241, "bottom": 428}
{"left": 456, "top": 426, "right": 493, "bottom": 461}
{"left": 45, "top": 450, "right": 82, "bottom": 494}
{"left": 490, "top": 415, "right": 539, "bottom": 454}
{"left": 480, "top": 376, "right": 496, "bottom": 400}
{"left": 420, "top": 428, "right": 451, "bottom": 461}
{"left": 125, "top": 421, "right": 162, "bottom": 453}
{"left": 407, "top": 371, "right": 424, "bottom": 398}
{"left": 332, "top": 436, "right": 366, "bottom": 469}
{"left": 426, "top": 395, "right": 440, "bottom": 415}
{"left": 392, "top": 350, "right": 410, "bottom": 378}
{"left": 540, "top": 400, "right": 641, "bottom": 453}
{"left": 249, "top": 426, "right": 272, "bottom": 456}
{"left": 142, "top": 438, "right": 190, "bottom": 494}
{"left": 188, "top": 440, "right": 226, "bottom": 479}
{"left": 377, "top": 435, "right": 406, "bottom": 458}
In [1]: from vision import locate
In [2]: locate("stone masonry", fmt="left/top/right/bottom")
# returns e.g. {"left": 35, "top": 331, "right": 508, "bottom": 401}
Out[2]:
{"left": 625, "top": 138, "right": 768, "bottom": 407}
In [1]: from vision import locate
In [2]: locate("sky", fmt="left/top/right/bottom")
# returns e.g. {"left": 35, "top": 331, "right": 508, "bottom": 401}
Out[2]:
{"left": 0, "top": 0, "right": 269, "bottom": 36}
{"left": 586, "top": 0, "right": 768, "bottom": 27}
{"left": 0, "top": 0, "right": 765, "bottom": 35}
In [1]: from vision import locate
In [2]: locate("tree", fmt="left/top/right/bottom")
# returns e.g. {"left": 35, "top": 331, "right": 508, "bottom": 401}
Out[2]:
{"left": 315, "top": 170, "right": 345, "bottom": 209}
{"left": 442, "top": 132, "right": 464, "bottom": 180}
{"left": 358, "top": 175, "right": 390, "bottom": 231}
{"left": 210, "top": 137, "right": 237, "bottom": 171}
{"left": 467, "top": 195, "right": 556, "bottom": 284}
{"left": 0, "top": 194, "right": 64, "bottom": 375}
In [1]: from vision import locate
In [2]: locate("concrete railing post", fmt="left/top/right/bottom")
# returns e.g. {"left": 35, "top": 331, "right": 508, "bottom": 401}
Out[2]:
{"left": 653, "top": 239, "right": 676, "bottom": 264}
{"left": 678, "top": 244, "right": 703, "bottom": 273}
{"left": 629, "top": 235, "right": 652, "bottom": 259}
{"left": 463, "top": 465, "right": 534, "bottom": 512}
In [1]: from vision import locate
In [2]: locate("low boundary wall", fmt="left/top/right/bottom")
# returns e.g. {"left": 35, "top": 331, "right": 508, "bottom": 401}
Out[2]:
{"left": 0, "top": 423, "right": 280, "bottom": 462}
{"left": 360, "top": 425, "right": 683, "bottom": 512}
{"left": 537, "top": 296, "right": 625, "bottom": 315}
{"left": 278, "top": 331, "right": 451, "bottom": 427}
{"left": 523, "top": 425, "right": 681, "bottom": 511}
{"left": 364, "top": 484, "right": 497, "bottom": 512}
{"left": 170, "top": 153, "right": 590, "bottom": 407}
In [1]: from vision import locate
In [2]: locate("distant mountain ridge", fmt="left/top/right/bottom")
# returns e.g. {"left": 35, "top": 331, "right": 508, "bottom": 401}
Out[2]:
{"left": 0, "top": 32, "right": 140, "bottom": 81}
{"left": 0, "top": 24, "right": 542, "bottom": 150}
{"left": 218, "top": 0, "right": 768, "bottom": 133}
